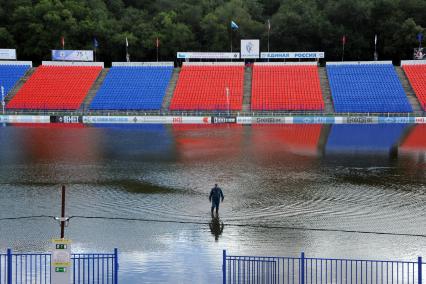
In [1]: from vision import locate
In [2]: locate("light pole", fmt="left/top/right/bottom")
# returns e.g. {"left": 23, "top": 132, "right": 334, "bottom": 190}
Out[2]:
{"left": 1, "top": 86, "right": 5, "bottom": 115}
{"left": 226, "top": 87, "right": 230, "bottom": 117}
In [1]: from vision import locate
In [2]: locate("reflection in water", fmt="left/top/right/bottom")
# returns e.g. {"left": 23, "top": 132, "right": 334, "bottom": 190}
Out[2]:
{"left": 0, "top": 123, "right": 425, "bottom": 283}
{"left": 400, "top": 125, "right": 426, "bottom": 163}
{"left": 209, "top": 217, "right": 224, "bottom": 241}
{"left": 326, "top": 124, "right": 406, "bottom": 155}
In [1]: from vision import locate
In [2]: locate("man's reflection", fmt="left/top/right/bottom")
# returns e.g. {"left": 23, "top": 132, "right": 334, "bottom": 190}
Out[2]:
{"left": 209, "top": 216, "right": 224, "bottom": 241}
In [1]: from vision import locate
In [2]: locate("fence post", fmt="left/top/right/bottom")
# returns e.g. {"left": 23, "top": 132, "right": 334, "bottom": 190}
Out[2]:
{"left": 223, "top": 250, "right": 226, "bottom": 284}
{"left": 114, "top": 248, "right": 119, "bottom": 284}
{"left": 7, "top": 249, "right": 12, "bottom": 284}
{"left": 419, "top": 257, "right": 422, "bottom": 284}
{"left": 301, "top": 252, "right": 305, "bottom": 284}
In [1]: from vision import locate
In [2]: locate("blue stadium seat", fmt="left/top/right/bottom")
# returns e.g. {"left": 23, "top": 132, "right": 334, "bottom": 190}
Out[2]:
{"left": 327, "top": 64, "right": 412, "bottom": 113}
{"left": 89, "top": 66, "right": 173, "bottom": 110}
{"left": 0, "top": 65, "right": 30, "bottom": 97}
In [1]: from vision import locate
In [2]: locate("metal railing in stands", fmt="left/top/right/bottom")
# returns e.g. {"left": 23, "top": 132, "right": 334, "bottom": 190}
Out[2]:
{"left": 0, "top": 248, "right": 118, "bottom": 284}
{"left": 2, "top": 109, "right": 425, "bottom": 117}
{"left": 223, "top": 251, "right": 425, "bottom": 284}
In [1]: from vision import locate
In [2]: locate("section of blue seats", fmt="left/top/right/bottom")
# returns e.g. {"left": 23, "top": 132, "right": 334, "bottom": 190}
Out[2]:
{"left": 0, "top": 65, "right": 30, "bottom": 97}
{"left": 326, "top": 64, "right": 412, "bottom": 113}
{"left": 89, "top": 66, "right": 173, "bottom": 110}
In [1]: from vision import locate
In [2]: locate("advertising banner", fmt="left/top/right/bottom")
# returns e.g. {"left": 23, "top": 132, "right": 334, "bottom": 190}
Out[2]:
{"left": 241, "top": 40, "right": 260, "bottom": 59}
{"left": 52, "top": 50, "right": 94, "bottom": 62}
{"left": 211, "top": 117, "right": 237, "bottom": 124}
{"left": 177, "top": 52, "right": 240, "bottom": 59}
{"left": 415, "top": 117, "right": 426, "bottom": 124}
{"left": 260, "top": 52, "right": 324, "bottom": 59}
{"left": 0, "top": 49, "right": 17, "bottom": 60}
{"left": 50, "top": 116, "right": 82, "bottom": 123}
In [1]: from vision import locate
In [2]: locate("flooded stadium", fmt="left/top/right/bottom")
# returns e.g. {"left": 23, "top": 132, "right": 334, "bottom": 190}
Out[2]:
{"left": 0, "top": 123, "right": 425, "bottom": 283}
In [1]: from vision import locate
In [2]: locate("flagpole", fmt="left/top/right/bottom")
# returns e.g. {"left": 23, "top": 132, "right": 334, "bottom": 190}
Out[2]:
{"left": 267, "top": 19, "right": 271, "bottom": 62}
{"left": 342, "top": 36, "right": 345, "bottom": 62}
{"left": 156, "top": 38, "right": 159, "bottom": 62}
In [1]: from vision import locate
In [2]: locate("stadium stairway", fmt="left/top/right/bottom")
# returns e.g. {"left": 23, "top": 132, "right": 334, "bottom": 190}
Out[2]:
{"left": 79, "top": 68, "right": 110, "bottom": 112}
{"left": 162, "top": 67, "right": 180, "bottom": 112}
{"left": 5, "top": 67, "right": 36, "bottom": 104}
{"left": 395, "top": 66, "right": 422, "bottom": 113}
{"left": 242, "top": 66, "right": 252, "bottom": 113}
{"left": 318, "top": 67, "right": 334, "bottom": 113}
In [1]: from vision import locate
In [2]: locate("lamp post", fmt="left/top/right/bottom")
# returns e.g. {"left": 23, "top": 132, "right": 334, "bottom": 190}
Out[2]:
{"left": 226, "top": 87, "right": 230, "bottom": 117}
{"left": 1, "top": 86, "right": 5, "bottom": 115}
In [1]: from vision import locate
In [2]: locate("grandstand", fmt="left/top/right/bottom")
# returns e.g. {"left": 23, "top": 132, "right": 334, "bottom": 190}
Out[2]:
{"left": 169, "top": 62, "right": 244, "bottom": 111}
{"left": 7, "top": 62, "right": 102, "bottom": 110}
{"left": 401, "top": 61, "right": 426, "bottom": 111}
{"left": 89, "top": 63, "right": 173, "bottom": 111}
{"left": 327, "top": 62, "right": 412, "bottom": 113}
{"left": 251, "top": 62, "right": 324, "bottom": 111}
{"left": 0, "top": 61, "right": 31, "bottom": 99}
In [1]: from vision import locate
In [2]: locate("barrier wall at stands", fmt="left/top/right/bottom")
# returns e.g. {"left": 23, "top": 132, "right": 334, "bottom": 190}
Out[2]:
{"left": 327, "top": 61, "right": 412, "bottom": 113}
{"left": 251, "top": 62, "right": 324, "bottom": 111}
{"left": 1, "top": 115, "right": 426, "bottom": 124}
{"left": 170, "top": 62, "right": 244, "bottom": 111}
{"left": 90, "top": 62, "right": 173, "bottom": 110}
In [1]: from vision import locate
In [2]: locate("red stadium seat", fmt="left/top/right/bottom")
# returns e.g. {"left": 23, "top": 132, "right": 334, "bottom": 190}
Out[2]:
{"left": 251, "top": 64, "right": 325, "bottom": 111}
{"left": 170, "top": 65, "right": 244, "bottom": 111}
{"left": 402, "top": 64, "right": 426, "bottom": 110}
{"left": 7, "top": 65, "right": 102, "bottom": 110}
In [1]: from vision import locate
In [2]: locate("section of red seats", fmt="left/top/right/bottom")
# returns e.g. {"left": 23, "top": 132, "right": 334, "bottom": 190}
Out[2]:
{"left": 7, "top": 65, "right": 101, "bottom": 110}
{"left": 251, "top": 65, "right": 324, "bottom": 111}
{"left": 402, "top": 65, "right": 426, "bottom": 110}
{"left": 170, "top": 65, "right": 244, "bottom": 111}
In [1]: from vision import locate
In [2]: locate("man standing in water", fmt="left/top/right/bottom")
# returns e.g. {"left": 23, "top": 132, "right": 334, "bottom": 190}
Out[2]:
{"left": 209, "top": 184, "right": 224, "bottom": 216}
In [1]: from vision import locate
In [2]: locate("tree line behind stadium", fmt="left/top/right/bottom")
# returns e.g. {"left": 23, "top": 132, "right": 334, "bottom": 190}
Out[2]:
{"left": 0, "top": 0, "right": 424, "bottom": 64}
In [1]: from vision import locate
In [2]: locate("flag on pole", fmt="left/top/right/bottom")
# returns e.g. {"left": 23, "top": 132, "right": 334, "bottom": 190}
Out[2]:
{"left": 125, "top": 37, "right": 129, "bottom": 47}
{"left": 156, "top": 37, "right": 159, "bottom": 48}
{"left": 61, "top": 36, "right": 65, "bottom": 49}
{"left": 93, "top": 38, "right": 99, "bottom": 49}
{"left": 342, "top": 35, "right": 346, "bottom": 45}
{"left": 231, "top": 21, "right": 239, "bottom": 30}
{"left": 267, "top": 19, "right": 271, "bottom": 31}
{"left": 374, "top": 34, "right": 377, "bottom": 45}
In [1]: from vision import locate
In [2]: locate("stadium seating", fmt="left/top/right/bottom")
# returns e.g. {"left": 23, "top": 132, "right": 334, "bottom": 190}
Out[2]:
{"left": 0, "top": 64, "right": 30, "bottom": 97}
{"left": 327, "top": 63, "right": 412, "bottom": 113}
{"left": 402, "top": 63, "right": 426, "bottom": 110}
{"left": 90, "top": 66, "right": 173, "bottom": 110}
{"left": 170, "top": 63, "right": 244, "bottom": 111}
{"left": 251, "top": 64, "right": 324, "bottom": 111}
{"left": 7, "top": 65, "right": 101, "bottom": 110}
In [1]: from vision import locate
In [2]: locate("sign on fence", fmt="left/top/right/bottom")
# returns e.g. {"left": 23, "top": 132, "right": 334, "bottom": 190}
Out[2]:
{"left": 241, "top": 40, "right": 260, "bottom": 59}
{"left": 177, "top": 52, "right": 240, "bottom": 59}
{"left": 51, "top": 239, "right": 72, "bottom": 284}
{"left": 0, "top": 49, "right": 17, "bottom": 60}
{"left": 260, "top": 52, "right": 324, "bottom": 59}
{"left": 52, "top": 50, "right": 94, "bottom": 61}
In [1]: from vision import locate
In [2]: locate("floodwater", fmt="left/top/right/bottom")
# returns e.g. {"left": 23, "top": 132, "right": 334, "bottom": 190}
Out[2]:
{"left": 0, "top": 123, "right": 425, "bottom": 283}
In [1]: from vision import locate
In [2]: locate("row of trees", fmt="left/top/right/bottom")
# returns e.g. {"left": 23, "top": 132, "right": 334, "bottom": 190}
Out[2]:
{"left": 0, "top": 0, "right": 424, "bottom": 64}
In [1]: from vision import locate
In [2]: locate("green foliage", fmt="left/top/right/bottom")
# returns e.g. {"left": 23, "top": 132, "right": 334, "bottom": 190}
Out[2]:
{"left": 0, "top": 0, "right": 424, "bottom": 63}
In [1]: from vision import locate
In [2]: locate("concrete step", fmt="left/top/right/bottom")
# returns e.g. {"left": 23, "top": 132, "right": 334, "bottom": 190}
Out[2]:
{"left": 5, "top": 67, "right": 37, "bottom": 103}
{"left": 79, "top": 68, "right": 109, "bottom": 112}
{"left": 395, "top": 67, "right": 423, "bottom": 113}
{"left": 162, "top": 68, "right": 180, "bottom": 112}
{"left": 318, "top": 67, "right": 334, "bottom": 113}
{"left": 242, "top": 67, "right": 252, "bottom": 113}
